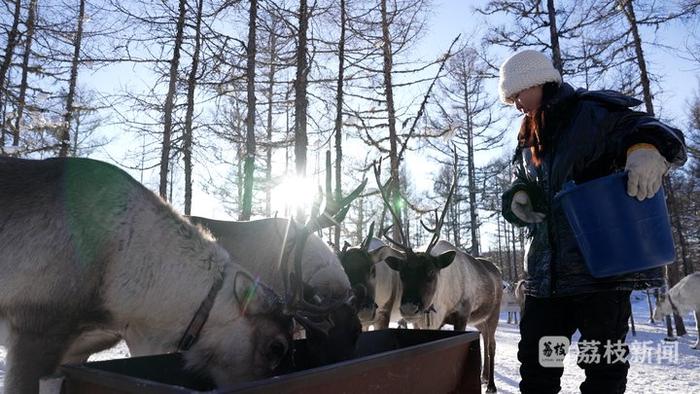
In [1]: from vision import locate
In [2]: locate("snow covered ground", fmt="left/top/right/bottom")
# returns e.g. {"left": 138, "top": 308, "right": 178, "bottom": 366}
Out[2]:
{"left": 0, "top": 291, "right": 697, "bottom": 393}
{"left": 490, "top": 291, "right": 700, "bottom": 394}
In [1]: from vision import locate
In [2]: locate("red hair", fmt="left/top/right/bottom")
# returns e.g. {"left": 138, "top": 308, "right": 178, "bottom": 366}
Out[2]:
{"left": 518, "top": 109, "right": 546, "bottom": 167}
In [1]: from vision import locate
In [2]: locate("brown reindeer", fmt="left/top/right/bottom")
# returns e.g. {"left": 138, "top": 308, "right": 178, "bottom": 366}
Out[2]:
{"left": 374, "top": 156, "right": 502, "bottom": 393}
{"left": 0, "top": 157, "right": 293, "bottom": 393}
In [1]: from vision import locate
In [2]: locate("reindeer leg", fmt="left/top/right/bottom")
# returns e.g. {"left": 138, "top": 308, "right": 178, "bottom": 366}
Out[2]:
{"left": 5, "top": 327, "right": 73, "bottom": 394}
{"left": 486, "top": 332, "right": 497, "bottom": 393}
{"left": 477, "top": 316, "right": 499, "bottom": 393}
{"left": 694, "top": 311, "right": 700, "bottom": 350}
{"left": 373, "top": 308, "right": 391, "bottom": 330}
{"left": 62, "top": 330, "right": 123, "bottom": 364}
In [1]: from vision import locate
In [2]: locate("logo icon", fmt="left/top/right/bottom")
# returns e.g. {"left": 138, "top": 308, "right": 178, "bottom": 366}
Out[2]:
{"left": 539, "top": 336, "right": 570, "bottom": 367}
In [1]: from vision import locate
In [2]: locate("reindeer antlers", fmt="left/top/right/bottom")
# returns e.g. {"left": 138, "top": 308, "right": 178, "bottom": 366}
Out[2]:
{"left": 424, "top": 147, "right": 458, "bottom": 254}
{"left": 306, "top": 178, "right": 367, "bottom": 232}
{"left": 372, "top": 158, "right": 411, "bottom": 254}
{"left": 373, "top": 146, "right": 458, "bottom": 255}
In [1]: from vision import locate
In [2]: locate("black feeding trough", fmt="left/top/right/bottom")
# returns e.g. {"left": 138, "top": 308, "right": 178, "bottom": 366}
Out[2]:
{"left": 58, "top": 329, "right": 482, "bottom": 393}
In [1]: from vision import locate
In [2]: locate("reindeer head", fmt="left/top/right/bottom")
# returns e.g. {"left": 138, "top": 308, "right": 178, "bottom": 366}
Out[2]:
{"left": 281, "top": 178, "right": 367, "bottom": 366}
{"left": 299, "top": 289, "right": 362, "bottom": 365}
{"left": 372, "top": 151, "right": 457, "bottom": 319}
{"left": 183, "top": 270, "right": 293, "bottom": 387}
{"left": 653, "top": 291, "right": 673, "bottom": 321}
{"left": 386, "top": 249, "right": 456, "bottom": 318}
{"left": 338, "top": 222, "right": 381, "bottom": 321}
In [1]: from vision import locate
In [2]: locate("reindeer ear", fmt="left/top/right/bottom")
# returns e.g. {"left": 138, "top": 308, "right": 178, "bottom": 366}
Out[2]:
{"left": 234, "top": 271, "right": 278, "bottom": 315}
{"left": 385, "top": 256, "right": 403, "bottom": 271}
{"left": 434, "top": 251, "right": 456, "bottom": 270}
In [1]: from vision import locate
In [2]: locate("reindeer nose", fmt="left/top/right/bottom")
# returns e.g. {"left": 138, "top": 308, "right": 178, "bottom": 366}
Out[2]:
{"left": 400, "top": 303, "right": 420, "bottom": 316}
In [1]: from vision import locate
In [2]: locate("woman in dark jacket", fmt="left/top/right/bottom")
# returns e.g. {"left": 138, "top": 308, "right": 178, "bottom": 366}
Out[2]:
{"left": 498, "top": 50, "right": 687, "bottom": 394}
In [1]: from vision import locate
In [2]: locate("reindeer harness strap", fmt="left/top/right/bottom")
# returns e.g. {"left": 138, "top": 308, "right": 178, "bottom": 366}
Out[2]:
{"left": 177, "top": 274, "right": 225, "bottom": 352}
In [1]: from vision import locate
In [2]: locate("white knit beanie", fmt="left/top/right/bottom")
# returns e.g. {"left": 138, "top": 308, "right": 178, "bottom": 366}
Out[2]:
{"left": 498, "top": 50, "right": 562, "bottom": 105}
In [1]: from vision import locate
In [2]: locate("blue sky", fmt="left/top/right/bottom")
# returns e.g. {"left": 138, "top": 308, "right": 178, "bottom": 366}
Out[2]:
{"left": 82, "top": 0, "right": 699, "bottom": 248}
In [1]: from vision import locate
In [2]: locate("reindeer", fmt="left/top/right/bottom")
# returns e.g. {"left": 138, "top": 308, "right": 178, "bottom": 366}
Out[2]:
{"left": 373, "top": 156, "right": 502, "bottom": 393}
{"left": 0, "top": 157, "right": 294, "bottom": 393}
{"left": 501, "top": 279, "right": 526, "bottom": 324}
{"left": 653, "top": 272, "right": 700, "bottom": 349}
{"left": 337, "top": 225, "right": 404, "bottom": 330}
{"left": 500, "top": 281, "right": 519, "bottom": 325}
{"left": 187, "top": 180, "right": 367, "bottom": 366}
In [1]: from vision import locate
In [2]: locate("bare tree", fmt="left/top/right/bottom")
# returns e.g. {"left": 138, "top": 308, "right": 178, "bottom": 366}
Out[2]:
{"left": 430, "top": 43, "right": 503, "bottom": 256}
{"left": 239, "top": 0, "right": 259, "bottom": 220}
{"left": 333, "top": 0, "right": 348, "bottom": 247}
{"left": 12, "top": 0, "right": 36, "bottom": 148}
{"left": 182, "top": 0, "right": 204, "bottom": 215}
{"left": 477, "top": 0, "right": 569, "bottom": 75}
{"left": 58, "top": 0, "right": 86, "bottom": 157}
{"left": 294, "top": 0, "right": 310, "bottom": 220}
{"left": 0, "top": 0, "right": 21, "bottom": 146}
{"left": 159, "top": 0, "right": 187, "bottom": 199}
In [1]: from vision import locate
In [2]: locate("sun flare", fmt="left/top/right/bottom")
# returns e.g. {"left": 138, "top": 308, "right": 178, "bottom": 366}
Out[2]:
{"left": 270, "top": 175, "right": 318, "bottom": 217}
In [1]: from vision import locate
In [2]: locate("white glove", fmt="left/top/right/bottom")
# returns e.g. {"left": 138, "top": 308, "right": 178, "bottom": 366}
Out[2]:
{"left": 625, "top": 145, "right": 668, "bottom": 201}
{"left": 511, "top": 190, "right": 546, "bottom": 223}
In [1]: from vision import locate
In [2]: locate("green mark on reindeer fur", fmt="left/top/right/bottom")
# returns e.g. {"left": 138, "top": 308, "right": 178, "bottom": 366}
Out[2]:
{"left": 62, "top": 158, "right": 132, "bottom": 267}
{"left": 241, "top": 277, "right": 261, "bottom": 316}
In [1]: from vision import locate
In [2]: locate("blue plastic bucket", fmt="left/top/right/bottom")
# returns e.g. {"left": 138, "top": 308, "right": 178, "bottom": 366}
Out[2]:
{"left": 554, "top": 172, "right": 675, "bottom": 278}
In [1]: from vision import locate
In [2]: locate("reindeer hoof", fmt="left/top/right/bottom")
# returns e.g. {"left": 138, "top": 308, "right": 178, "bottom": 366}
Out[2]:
{"left": 485, "top": 385, "right": 497, "bottom": 393}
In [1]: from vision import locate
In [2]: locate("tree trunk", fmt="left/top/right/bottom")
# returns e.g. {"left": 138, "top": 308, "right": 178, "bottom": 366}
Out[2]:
{"left": 496, "top": 212, "right": 504, "bottom": 278}
{"left": 59, "top": 0, "right": 86, "bottom": 157}
{"left": 237, "top": 142, "right": 244, "bottom": 209}
{"left": 621, "top": 0, "right": 687, "bottom": 335}
{"left": 510, "top": 223, "right": 517, "bottom": 280}
{"left": 13, "top": 0, "right": 37, "bottom": 147}
{"left": 666, "top": 177, "right": 692, "bottom": 275}
{"left": 183, "top": 0, "right": 204, "bottom": 215}
{"left": 241, "top": 0, "right": 258, "bottom": 220}
{"left": 621, "top": 0, "right": 654, "bottom": 115}
{"left": 504, "top": 218, "right": 512, "bottom": 282}
{"left": 546, "top": 0, "right": 563, "bottom": 75}
{"left": 160, "top": 0, "right": 187, "bottom": 199}
{"left": 72, "top": 109, "right": 80, "bottom": 156}
{"left": 0, "top": 0, "right": 21, "bottom": 141}
{"left": 294, "top": 0, "right": 310, "bottom": 221}
{"left": 333, "top": 0, "right": 347, "bottom": 247}
{"left": 264, "top": 20, "right": 278, "bottom": 217}
{"left": 380, "top": 0, "right": 402, "bottom": 242}
{"left": 463, "top": 80, "right": 479, "bottom": 256}
{"left": 451, "top": 190, "right": 460, "bottom": 248}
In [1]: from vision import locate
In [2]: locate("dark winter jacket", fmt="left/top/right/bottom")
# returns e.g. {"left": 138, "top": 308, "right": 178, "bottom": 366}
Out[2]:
{"left": 501, "top": 83, "right": 687, "bottom": 298}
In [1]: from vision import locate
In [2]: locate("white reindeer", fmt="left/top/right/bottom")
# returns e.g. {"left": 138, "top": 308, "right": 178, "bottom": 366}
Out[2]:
{"left": 0, "top": 157, "right": 293, "bottom": 393}
{"left": 188, "top": 215, "right": 363, "bottom": 365}
{"left": 384, "top": 241, "right": 503, "bottom": 393}
{"left": 373, "top": 157, "right": 502, "bottom": 393}
{"left": 653, "top": 272, "right": 700, "bottom": 349}
{"left": 500, "top": 281, "right": 520, "bottom": 325}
